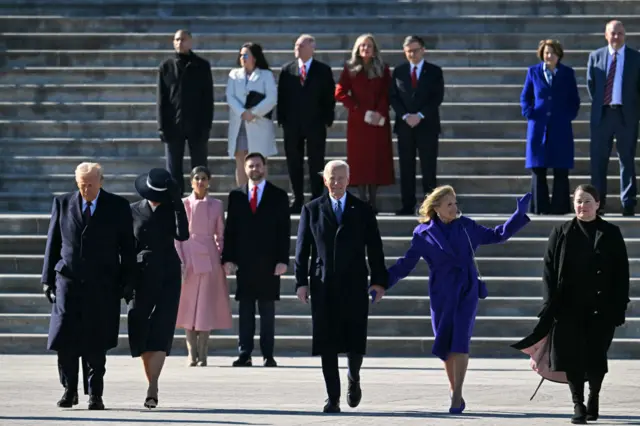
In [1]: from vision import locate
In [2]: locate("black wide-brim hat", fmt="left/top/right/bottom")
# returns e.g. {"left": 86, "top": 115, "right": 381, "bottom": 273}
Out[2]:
{"left": 134, "top": 168, "right": 174, "bottom": 203}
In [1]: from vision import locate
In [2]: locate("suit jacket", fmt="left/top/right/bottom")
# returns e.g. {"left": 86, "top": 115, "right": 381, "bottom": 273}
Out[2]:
{"left": 389, "top": 61, "right": 444, "bottom": 134}
{"left": 294, "top": 192, "right": 388, "bottom": 355}
{"left": 587, "top": 45, "right": 640, "bottom": 126}
{"left": 225, "top": 67, "right": 278, "bottom": 158}
{"left": 520, "top": 62, "right": 580, "bottom": 169}
{"left": 277, "top": 58, "right": 336, "bottom": 130}
{"left": 41, "top": 189, "right": 136, "bottom": 352}
{"left": 157, "top": 51, "right": 214, "bottom": 140}
{"left": 221, "top": 181, "right": 290, "bottom": 301}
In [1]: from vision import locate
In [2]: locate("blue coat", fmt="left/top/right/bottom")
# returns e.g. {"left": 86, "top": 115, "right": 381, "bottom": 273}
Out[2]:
{"left": 520, "top": 62, "right": 580, "bottom": 169}
{"left": 387, "top": 210, "right": 530, "bottom": 361}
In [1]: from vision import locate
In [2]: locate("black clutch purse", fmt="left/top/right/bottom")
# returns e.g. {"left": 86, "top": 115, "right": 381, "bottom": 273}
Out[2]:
{"left": 245, "top": 90, "right": 273, "bottom": 119}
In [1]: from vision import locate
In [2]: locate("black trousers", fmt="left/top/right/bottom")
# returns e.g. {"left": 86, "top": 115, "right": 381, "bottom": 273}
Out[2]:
{"left": 238, "top": 300, "right": 275, "bottom": 358}
{"left": 567, "top": 371, "right": 605, "bottom": 404}
{"left": 283, "top": 125, "right": 327, "bottom": 205}
{"left": 321, "top": 352, "right": 363, "bottom": 402}
{"left": 530, "top": 167, "right": 571, "bottom": 214}
{"left": 396, "top": 125, "right": 438, "bottom": 210}
{"left": 58, "top": 350, "right": 107, "bottom": 397}
{"left": 164, "top": 134, "right": 209, "bottom": 195}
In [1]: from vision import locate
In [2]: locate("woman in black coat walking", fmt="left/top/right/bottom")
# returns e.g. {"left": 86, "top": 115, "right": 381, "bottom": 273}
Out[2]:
{"left": 513, "top": 184, "right": 629, "bottom": 424}
{"left": 127, "top": 168, "right": 189, "bottom": 408}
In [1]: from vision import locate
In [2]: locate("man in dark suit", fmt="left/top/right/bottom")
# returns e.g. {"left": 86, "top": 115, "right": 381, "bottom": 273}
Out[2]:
{"left": 157, "top": 29, "right": 214, "bottom": 195}
{"left": 222, "top": 152, "right": 291, "bottom": 368}
{"left": 390, "top": 35, "right": 445, "bottom": 215}
{"left": 587, "top": 20, "right": 640, "bottom": 216}
{"left": 277, "top": 34, "right": 336, "bottom": 213}
{"left": 41, "top": 162, "right": 136, "bottom": 410}
{"left": 294, "top": 160, "right": 387, "bottom": 413}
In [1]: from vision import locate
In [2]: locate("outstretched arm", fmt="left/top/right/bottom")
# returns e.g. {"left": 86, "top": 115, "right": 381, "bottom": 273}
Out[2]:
{"left": 468, "top": 194, "right": 531, "bottom": 246}
{"left": 386, "top": 233, "right": 423, "bottom": 290}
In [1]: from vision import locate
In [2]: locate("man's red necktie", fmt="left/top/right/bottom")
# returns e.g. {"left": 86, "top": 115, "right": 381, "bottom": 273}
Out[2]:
{"left": 300, "top": 64, "right": 306, "bottom": 85}
{"left": 250, "top": 185, "right": 258, "bottom": 213}
{"left": 411, "top": 66, "right": 418, "bottom": 89}
{"left": 604, "top": 52, "right": 617, "bottom": 105}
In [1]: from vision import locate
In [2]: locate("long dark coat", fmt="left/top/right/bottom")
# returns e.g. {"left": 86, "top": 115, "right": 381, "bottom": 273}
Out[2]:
{"left": 127, "top": 200, "right": 189, "bottom": 357}
{"left": 221, "top": 181, "right": 291, "bottom": 301}
{"left": 294, "top": 193, "right": 388, "bottom": 356}
{"left": 513, "top": 218, "right": 630, "bottom": 374}
{"left": 42, "top": 190, "right": 137, "bottom": 352}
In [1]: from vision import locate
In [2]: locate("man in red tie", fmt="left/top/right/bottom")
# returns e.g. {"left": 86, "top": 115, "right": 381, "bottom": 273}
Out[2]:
{"left": 222, "top": 152, "right": 291, "bottom": 367}
{"left": 390, "top": 35, "right": 445, "bottom": 215}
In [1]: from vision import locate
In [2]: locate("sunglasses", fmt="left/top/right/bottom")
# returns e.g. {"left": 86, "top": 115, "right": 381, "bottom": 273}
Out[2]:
{"left": 240, "top": 53, "right": 249, "bottom": 60}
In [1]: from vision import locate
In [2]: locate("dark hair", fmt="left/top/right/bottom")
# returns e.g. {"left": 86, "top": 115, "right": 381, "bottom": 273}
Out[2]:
{"left": 537, "top": 39, "right": 564, "bottom": 61}
{"left": 244, "top": 152, "right": 266, "bottom": 165}
{"left": 573, "top": 184, "right": 600, "bottom": 203}
{"left": 403, "top": 35, "right": 425, "bottom": 48}
{"left": 236, "top": 42, "right": 270, "bottom": 70}
{"left": 190, "top": 166, "right": 211, "bottom": 180}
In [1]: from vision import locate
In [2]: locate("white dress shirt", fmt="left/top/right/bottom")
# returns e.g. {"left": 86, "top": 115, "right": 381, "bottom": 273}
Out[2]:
{"left": 298, "top": 57, "right": 313, "bottom": 75}
{"left": 542, "top": 63, "right": 557, "bottom": 85}
{"left": 248, "top": 179, "right": 267, "bottom": 206}
{"left": 147, "top": 199, "right": 159, "bottom": 212}
{"left": 606, "top": 45, "right": 625, "bottom": 105}
{"left": 329, "top": 192, "right": 347, "bottom": 214}
{"left": 82, "top": 189, "right": 100, "bottom": 216}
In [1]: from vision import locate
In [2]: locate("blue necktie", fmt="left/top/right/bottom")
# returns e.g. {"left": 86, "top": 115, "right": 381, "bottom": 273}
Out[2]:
{"left": 335, "top": 200, "right": 342, "bottom": 224}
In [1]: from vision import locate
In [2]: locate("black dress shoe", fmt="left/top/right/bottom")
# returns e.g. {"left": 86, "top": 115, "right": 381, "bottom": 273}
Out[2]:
{"left": 232, "top": 356, "right": 252, "bottom": 367}
{"left": 346, "top": 376, "right": 362, "bottom": 408}
{"left": 622, "top": 206, "right": 635, "bottom": 217}
{"left": 263, "top": 357, "right": 278, "bottom": 367}
{"left": 57, "top": 390, "right": 78, "bottom": 408}
{"left": 571, "top": 403, "right": 587, "bottom": 424}
{"left": 88, "top": 395, "right": 105, "bottom": 410}
{"left": 323, "top": 399, "right": 341, "bottom": 413}
{"left": 586, "top": 395, "right": 599, "bottom": 421}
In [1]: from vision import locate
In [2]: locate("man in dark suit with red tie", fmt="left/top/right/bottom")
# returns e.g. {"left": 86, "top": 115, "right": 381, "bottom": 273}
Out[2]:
{"left": 277, "top": 34, "right": 336, "bottom": 213}
{"left": 222, "top": 153, "right": 291, "bottom": 367}
{"left": 390, "top": 35, "right": 445, "bottom": 215}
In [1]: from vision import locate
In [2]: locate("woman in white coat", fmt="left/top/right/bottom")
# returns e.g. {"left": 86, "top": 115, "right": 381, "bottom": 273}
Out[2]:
{"left": 226, "top": 42, "right": 278, "bottom": 186}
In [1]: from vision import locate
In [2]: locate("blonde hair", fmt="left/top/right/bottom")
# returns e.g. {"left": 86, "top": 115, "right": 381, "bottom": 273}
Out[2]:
{"left": 347, "top": 33, "right": 385, "bottom": 79}
{"left": 417, "top": 185, "right": 456, "bottom": 223}
{"left": 75, "top": 162, "right": 103, "bottom": 180}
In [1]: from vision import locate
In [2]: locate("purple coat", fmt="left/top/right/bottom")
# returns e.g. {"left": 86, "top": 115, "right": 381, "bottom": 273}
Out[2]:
{"left": 387, "top": 211, "right": 530, "bottom": 360}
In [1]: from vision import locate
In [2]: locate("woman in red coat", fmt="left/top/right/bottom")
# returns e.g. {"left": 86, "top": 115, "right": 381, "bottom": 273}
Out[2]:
{"left": 335, "top": 33, "right": 395, "bottom": 213}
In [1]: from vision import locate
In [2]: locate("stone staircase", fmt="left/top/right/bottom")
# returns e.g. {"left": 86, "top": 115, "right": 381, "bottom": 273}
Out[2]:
{"left": 0, "top": 0, "right": 639, "bottom": 357}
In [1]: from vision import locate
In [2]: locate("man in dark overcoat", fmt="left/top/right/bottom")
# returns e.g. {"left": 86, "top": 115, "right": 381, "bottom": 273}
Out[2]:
{"left": 294, "top": 159, "right": 388, "bottom": 413}
{"left": 41, "top": 162, "right": 137, "bottom": 410}
{"left": 222, "top": 152, "right": 291, "bottom": 368}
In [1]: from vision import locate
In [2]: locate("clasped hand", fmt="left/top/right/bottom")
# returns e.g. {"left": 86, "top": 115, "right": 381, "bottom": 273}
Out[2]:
{"left": 241, "top": 110, "right": 256, "bottom": 121}
{"left": 405, "top": 114, "right": 422, "bottom": 128}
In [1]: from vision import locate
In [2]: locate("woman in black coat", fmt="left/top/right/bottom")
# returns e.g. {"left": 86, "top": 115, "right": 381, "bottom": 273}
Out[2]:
{"left": 127, "top": 168, "right": 189, "bottom": 408}
{"left": 513, "top": 184, "right": 629, "bottom": 424}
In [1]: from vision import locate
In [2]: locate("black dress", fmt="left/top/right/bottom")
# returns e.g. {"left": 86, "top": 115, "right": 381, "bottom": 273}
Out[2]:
{"left": 127, "top": 200, "right": 189, "bottom": 357}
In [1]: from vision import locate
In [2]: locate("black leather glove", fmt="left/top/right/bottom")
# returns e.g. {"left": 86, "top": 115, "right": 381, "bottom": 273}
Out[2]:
{"left": 165, "top": 178, "right": 182, "bottom": 202}
{"left": 43, "top": 284, "right": 55, "bottom": 304}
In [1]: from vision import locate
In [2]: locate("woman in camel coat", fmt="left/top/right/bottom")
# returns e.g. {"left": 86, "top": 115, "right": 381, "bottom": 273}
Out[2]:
{"left": 176, "top": 166, "right": 233, "bottom": 367}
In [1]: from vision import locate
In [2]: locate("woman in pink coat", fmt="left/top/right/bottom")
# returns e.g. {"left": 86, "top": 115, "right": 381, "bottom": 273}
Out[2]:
{"left": 176, "top": 166, "right": 233, "bottom": 366}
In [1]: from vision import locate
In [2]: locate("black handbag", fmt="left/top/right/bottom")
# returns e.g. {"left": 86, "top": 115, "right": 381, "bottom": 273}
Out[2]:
{"left": 245, "top": 90, "right": 273, "bottom": 120}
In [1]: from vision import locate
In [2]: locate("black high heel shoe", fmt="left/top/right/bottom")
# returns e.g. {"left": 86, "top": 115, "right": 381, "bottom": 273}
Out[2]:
{"left": 144, "top": 396, "right": 158, "bottom": 409}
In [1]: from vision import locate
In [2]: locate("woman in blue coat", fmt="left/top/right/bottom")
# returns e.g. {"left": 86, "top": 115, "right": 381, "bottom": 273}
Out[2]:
{"left": 520, "top": 39, "right": 580, "bottom": 215}
{"left": 387, "top": 186, "right": 531, "bottom": 413}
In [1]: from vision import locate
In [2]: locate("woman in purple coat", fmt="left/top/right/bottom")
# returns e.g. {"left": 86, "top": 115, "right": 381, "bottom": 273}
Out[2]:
{"left": 387, "top": 185, "right": 531, "bottom": 413}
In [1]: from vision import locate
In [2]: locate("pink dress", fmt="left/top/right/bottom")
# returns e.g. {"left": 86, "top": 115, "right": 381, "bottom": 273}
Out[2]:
{"left": 175, "top": 194, "right": 232, "bottom": 331}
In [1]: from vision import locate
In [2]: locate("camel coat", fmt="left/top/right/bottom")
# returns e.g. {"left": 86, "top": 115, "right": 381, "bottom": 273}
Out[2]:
{"left": 175, "top": 194, "right": 232, "bottom": 331}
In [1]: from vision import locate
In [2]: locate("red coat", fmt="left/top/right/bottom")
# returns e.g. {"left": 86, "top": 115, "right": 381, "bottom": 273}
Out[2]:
{"left": 335, "top": 64, "right": 395, "bottom": 186}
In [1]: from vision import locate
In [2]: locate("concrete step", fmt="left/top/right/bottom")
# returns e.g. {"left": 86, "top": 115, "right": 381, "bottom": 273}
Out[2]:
{"left": 0, "top": 174, "right": 629, "bottom": 198}
{"left": 1, "top": 33, "right": 638, "bottom": 51}
{"left": 0, "top": 138, "right": 605, "bottom": 158}
{"left": 0, "top": 66, "right": 591, "bottom": 85}
{"left": 3, "top": 254, "right": 640, "bottom": 277}
{"left": 0, "top": 154, "right": 632, "bottom": 176}
{"left": 2, "top": 333, "right": 639, "bottom": 357}
{"left": 3, "top": 214, "right": 639, "bottom": 238}
{"left": 0, "top": 49, "right": 599, "bottom": 68}
{"left": 3, "top": 234, "right": 640, "bottom": 258}
{"left": 0, "top": 101, "right": 595, "bottom": 122}
{"left": 3, "top": 273, "right": 640, "bottom": 298}
{"left": 2, "top": 313, "right": 640, "bottom": 339}
{"left": 3, "top": 293, "right": 640, "bottom": 317}
{"left": 1, "top": 0, "right": 639, "bottom": 17}
{"left": 2, "top": 16, "right": 640, "bottom": 34}
{"left": 0, "top": 119, "right": 600, "bottom": 139}
{"left": 0, "top": 83, "right": 591, "bottom": 104}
